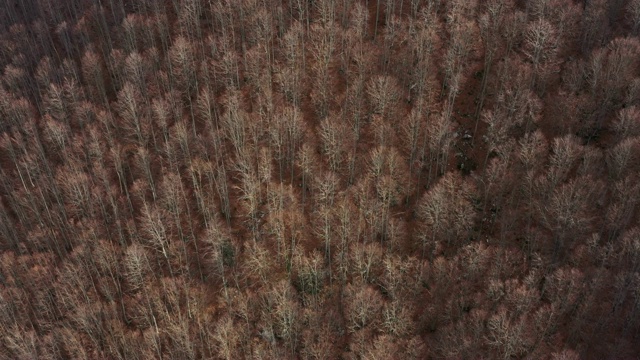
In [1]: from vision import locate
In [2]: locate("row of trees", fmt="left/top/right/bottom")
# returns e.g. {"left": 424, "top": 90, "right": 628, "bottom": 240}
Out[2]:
{"left": 0, "top": 0, "right": 639, "bottom": 358}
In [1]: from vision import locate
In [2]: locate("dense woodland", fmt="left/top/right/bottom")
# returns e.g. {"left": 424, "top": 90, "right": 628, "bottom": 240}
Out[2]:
{"left": 0, "top": 0, "right": 639, "bottom": 358}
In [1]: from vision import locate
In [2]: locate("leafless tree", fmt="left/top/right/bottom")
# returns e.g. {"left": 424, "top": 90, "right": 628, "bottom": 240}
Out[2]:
{"left": 268, "top": 280, "right": 301, "bottom": 356}
{"left": 56, "top": 165, "right": 92, "bottom": 219}
{"left": 43, "top": 82, "right": 70, "bottom": 126}
{"left": 212, "top": 315, "right": 241, "bottom": 360}
{"left": 587, "top": 37, "right": 640, "bottom": 131}
{"left": 350, "top": 242, "right": 383, "bottom": 284}
{"left": 319, "top": 115, "right": 351, "bottom": 173}
{"left": 401, "top": 107, "right": 426, "bottom": 175}
{"left": 269, "top": 106, "right": 304, "bottom": 182}
{"left": 366, "top": 75, "right": 401, "bottom": 121}
{"left": 538, "top": 176, "right": 602, "bottom": 259}
{"left": 309, "top": 24, "right": 335, "bottom": 119}
{"left": 42, "top": 115, "right": 70, "bottom": 152}
{"left": 293, "top": 248, "right": 324, "bottom": 299}
{"left": 116, "top": 82, "right": 148, "bottom": 145}
{"left": 613, "top": 106, "right": 640, "bottom": 140}
{"left": 235, "top": 161, "right": 261, "bottom": 241}
{"left": 177, "top": 0, "right": 203, "bottom": 40}
{"left": 474, "top": 0, "right": 508, "bottom": 120}
{"left": 81, "top": 50, "right": 108, "bottom": 107}
{"left": 606, "top": 137, "right": 640, "bottom": 180}
{"left": 3, "top": 324, "right": 39, "bottom": 359}
{"left": 295, "top": 142, "right": 317, "bottom": 205}
{"left": 418, "top": 172, "right": 476, "bottom": 255}
{"left": 629, "top": 0, "right": 640, "bottom": 36}
{"left": 344, "top": 282, "right": 383, "bottom": 332}
{"left": 139, "top": 203, "right": 174, "bottom": 276}
{"left": 278, "top": 21, "right": 305, "bottom": 107}
{"left": 221, "top": 88, "right": 249, "bottom": 161}
{"left": 545, "top": 135, "right": 583, "bottom": 194}
{"left": 485, "top": 308, "right": 530, "bottom": 359}
{"left": 425, "top": 112, "right": 454, "bottom": 182}
{"left": 523, "top": 18, "right": 558, "bottom": 93}
{"left": 580, "top": 0, "right": 609, "bottom": 53}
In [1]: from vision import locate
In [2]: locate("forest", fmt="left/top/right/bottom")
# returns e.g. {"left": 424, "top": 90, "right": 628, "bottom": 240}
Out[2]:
{"left": 0, "top": 0, "right": 639, "bottom": 358}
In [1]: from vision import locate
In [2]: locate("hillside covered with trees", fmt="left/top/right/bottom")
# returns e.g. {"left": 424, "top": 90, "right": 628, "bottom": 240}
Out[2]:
{"left": 0, "top": 0, "right": 640, "bottom": 358}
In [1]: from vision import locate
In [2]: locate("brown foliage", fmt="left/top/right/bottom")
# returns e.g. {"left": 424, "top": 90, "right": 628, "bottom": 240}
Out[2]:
{"left": 1, "top": 1, "right": 640, "bottom": 359}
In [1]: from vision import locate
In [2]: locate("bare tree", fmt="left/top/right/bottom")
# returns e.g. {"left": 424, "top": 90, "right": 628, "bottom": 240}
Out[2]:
{"left": 221, "top": 88, "right": 249, "bottom": 161}
{"left": 309, "top": 24, "right": 335, "bottom": 119}
{"left": 292, "top": 249, "right": 324, "bottom": 299}
{"left": 195, "top": 86, "right": 219, "bottom": 136}
{"left": 401, "top": 106, "right": 425, "bottom": 175}
{"left": 123, "top": 242, "right": 151, "bottom": 294}
{"left": 297, "top": 142, "right": 319, "bottom": 204}
{"left": 587, "top": 37, "right": 640, "bottom": 132}
{"left": 606, "top": 137, "right": 640, "bottom": 180}
{"left": 245, "top": 241, "right": 274, "bottom": 287}
{"left": 42, "top": 115, "right": 70, "bottom": 153}
{"left": 212, "top": 315, "right": 241, "bottom": 360}
{"left": 169, "top": 36, "right": 198, "bottom": 120}
{"left": 268, "top": 280, "right": 301, "bottom": 356}
{"left": 278, "top": 21, "right": 305, "bottom": 107}
{"left": 418, "top": 172, "right": 476, "bottom": 255}
{"left": 159, "top": 171, "right": 202, "bottom": 279}
{"left": 350, "top": 242, "right": 383, "bottom": 284}
{"left": 523, "top": 18, "right": 558, "bottom": 93}
{"left": 123, "top": 51, "right": 149, "bottom": 98}
{"left": 269, "top": 106, "right": 304, "bottom": 182}
{"left": 485, "top": 308, "right": 530, "bottom": 359}
{"left": 204, "top": 219, "right": 235, "bottom": 298}
{"left": 545, "top": 135, "right": 583, "bottom": 194}
{"left": 481, "top": 110, "right": 511, "bottom": 169}
{"left": 580, "top": 0, "right": 609, "bottom": 54}
{"left": 344, "top": 282, "right": 383, "bottom": 332}
{"left": 367, "top": 146, "right": 410, "bottom": 240}
{"left": 629, "top": 0, "right": 640, "bottom": 36}
{"left": 442, "top": 1, "right": 477, "bottom": 115}
{"left": 366, "top": 75, "right": 401, "bottom": 121}
{"left": 319, "top": 115, "right": 351, "bottom": 173}
{"left": 382, "top": 299, "right": 414, "bottom": 338}
{"left": 81, "top": 49, "right": 108, "bottom": 107}
{"left": 613, "top": 106, "right": 640, "bottom": 140}
{"left": 301, "top": 321, "right": 335, "bottom": 360}
{"left": 133, "top": 147, "right": 157, "bottom": 201}
{"left": 56, "top": 165, "right": 92, "bottom": 219}
{"left": 139, "top": 203, "right": 174, "bottom": 276}
{"left": 188, "top": 158, "right": 217, "bottom": 228}
{"left": 3, "top": 324, "right": 39, "bottom": 359}
{"left": 177, "top": 0, "right": 203, "bottom": 40}
{"left": 425, "top": 112, "right": 454, "bottom": 182}
{"left": 538, "top": 176, "right": 602, "bottom": 259}
{"left": 235, "top": 161, "right": 261, "bottom": 241}
{"left": 43, "top": 83, "right": 70, "bottom": 126}
{"left": 606, "top": 177, "right": 640, "bottom": 241}
{"left": 115, "top": 82, "right": 148, "bottom": 145}
{"left": 475, "top": 0, "right": 512, "bottom": 120}
{"left": 212, "top": 35, "right": 240, "bottom": 90}
{"left": 408, "top": 8, "right": 438, "bottom": 104}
